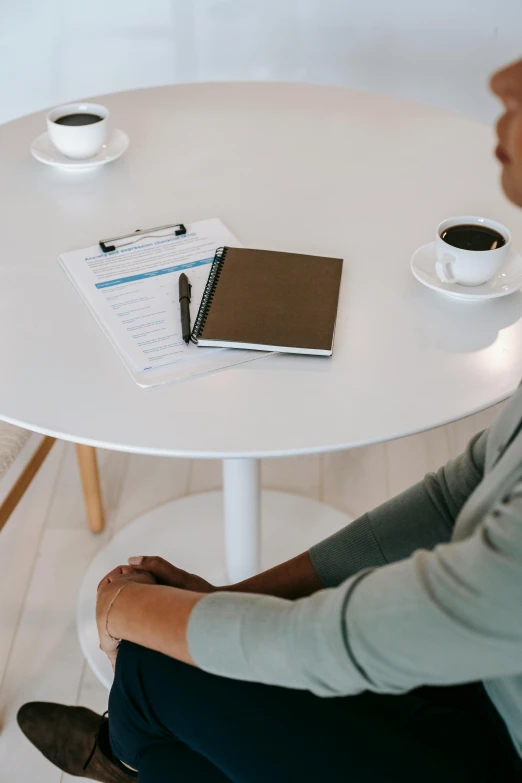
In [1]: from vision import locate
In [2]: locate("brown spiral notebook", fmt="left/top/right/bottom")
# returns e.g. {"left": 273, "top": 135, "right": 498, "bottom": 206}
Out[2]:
{"left": 191, "top": 247, "right": 343, "bottom": 355}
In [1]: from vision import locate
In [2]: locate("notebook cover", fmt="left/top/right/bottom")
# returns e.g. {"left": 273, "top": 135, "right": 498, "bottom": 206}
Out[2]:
{"left": 199, "top": 248, "right": 343, "bottom": 353}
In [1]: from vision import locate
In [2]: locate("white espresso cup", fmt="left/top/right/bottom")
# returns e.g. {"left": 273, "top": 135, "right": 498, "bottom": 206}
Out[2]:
{"left": 46, "top": 102, "right": 109, "bottom": 159}
{"left": 435, "top": 215, "right": 511, "bottom": 287}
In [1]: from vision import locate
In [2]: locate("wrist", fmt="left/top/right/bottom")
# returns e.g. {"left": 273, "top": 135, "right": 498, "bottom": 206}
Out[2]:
{"left": 213, "top": 552, "right": 323, "bottom": 599}
{"left": 105, "top": 582, "right": 128, "bottom": 641}
{"left": 107, "top": 583, "right": 202, "bottom": 664}
{"left": 106, "top": 580, "right": 141, "bottom": 640}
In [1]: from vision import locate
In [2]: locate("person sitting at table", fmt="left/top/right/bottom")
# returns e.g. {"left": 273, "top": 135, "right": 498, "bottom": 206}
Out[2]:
{"left": 16, "top": 56, "right": 522, "bottom": 783}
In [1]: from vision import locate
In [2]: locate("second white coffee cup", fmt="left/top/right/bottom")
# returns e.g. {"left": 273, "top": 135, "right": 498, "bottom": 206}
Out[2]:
{"left": 435, "top": 215, "right": 511, "bottom": 287}
{"left": 47, "top": 102, "right": 109, "bottom": 159}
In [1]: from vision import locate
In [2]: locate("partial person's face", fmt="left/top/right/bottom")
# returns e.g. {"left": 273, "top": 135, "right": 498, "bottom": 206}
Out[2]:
{"left": 491, "top": 58, "right": 522, "bottom": 208}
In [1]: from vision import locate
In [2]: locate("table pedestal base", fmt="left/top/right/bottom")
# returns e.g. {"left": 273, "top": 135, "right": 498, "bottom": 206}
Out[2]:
{"left": 77, "top": 490, "right": 352, "bottom": 689}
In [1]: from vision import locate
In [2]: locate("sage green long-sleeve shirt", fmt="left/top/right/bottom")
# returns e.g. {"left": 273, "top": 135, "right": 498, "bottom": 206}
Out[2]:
{"left": 188, "top": 393, "right": 522, "bottom": 758}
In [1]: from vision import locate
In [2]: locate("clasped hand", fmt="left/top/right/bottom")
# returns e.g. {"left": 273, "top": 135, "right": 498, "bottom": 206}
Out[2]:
{"left": 96, "top": 557, "right": 216, "bottom": 669}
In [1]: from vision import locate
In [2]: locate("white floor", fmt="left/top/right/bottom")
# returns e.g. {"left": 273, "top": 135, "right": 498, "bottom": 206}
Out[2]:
{"left": 0, "top": 403, "right": 502, "bottom": 782}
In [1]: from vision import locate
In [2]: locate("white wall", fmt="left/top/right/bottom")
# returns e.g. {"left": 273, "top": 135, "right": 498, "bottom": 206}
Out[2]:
{"left": 1, "top": 0, "right": 521, "bottom": 126}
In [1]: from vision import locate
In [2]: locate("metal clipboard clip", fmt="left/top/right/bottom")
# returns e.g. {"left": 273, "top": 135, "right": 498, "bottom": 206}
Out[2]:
{"left": 99, "top": 222, "right": 187, "bottom": 253}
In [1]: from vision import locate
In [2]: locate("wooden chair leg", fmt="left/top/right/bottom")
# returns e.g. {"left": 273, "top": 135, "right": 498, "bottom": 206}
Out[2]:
{"left": 75, "top": 444, "right": 105, "bottom": 534}
{"left": 0, "top": 435, "right": 56, "bottom": 533}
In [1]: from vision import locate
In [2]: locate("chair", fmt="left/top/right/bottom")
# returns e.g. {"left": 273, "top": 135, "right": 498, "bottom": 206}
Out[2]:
{"left": 0, "top": 421, "right": 105, "bottom": 534}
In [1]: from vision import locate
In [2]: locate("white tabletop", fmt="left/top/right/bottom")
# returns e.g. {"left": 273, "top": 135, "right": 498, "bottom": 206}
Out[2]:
{"left": 0, "top": 83, "right": 521, "bottom": 459}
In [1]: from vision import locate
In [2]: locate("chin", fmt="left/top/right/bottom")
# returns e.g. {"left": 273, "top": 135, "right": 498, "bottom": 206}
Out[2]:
{"left": 501, "top": 167, "right": 522, "bottom": 208}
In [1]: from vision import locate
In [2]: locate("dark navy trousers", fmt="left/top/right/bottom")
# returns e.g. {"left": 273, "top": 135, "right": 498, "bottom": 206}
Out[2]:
{"left": 108, "top": 641, "right": 521, "bottom": 783}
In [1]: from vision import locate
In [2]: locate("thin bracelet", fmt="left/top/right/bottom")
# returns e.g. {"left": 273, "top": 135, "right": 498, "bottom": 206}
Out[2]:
{"left": 105, "top": 582, "right": 131, "bottom": 642}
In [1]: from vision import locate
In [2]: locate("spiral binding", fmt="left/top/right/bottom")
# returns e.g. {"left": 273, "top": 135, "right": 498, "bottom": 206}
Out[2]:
{"left": 190, "top": 246, "right": 228, "bottom": 343}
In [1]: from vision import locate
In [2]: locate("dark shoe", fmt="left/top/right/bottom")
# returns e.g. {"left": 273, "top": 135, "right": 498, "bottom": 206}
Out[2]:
{"left": 17, "top": 702, "right": 135, "bottom": 782}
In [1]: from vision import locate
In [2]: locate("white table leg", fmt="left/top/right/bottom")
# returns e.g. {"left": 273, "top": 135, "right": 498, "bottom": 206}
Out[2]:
{"left": 222, "top": 457, "right": 261, "bottom": 582}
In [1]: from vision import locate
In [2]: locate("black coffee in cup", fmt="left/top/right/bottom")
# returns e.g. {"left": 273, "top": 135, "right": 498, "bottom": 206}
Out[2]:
{"left": 54, "top": 113, "right": 103, "bottom": 127}
{"left": 440, "top": 224, "right": 506, "bottom": 252}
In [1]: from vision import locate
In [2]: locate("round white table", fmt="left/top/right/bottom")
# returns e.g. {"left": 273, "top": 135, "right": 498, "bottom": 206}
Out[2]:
{"left": 1, "top": 83, "right": 522, "bottom": 688}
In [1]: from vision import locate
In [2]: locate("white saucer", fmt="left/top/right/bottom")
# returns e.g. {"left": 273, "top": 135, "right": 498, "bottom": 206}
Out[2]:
{"left": 30, "top": 128, "right": 129, "bottom": 170}
{"left": 411, "top": 241, "right": 522, "bottom": 301}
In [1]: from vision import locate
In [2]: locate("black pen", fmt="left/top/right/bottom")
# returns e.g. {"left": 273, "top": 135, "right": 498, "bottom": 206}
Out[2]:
{"left": 178, "top": 273, "right": 192, "bottom": 344}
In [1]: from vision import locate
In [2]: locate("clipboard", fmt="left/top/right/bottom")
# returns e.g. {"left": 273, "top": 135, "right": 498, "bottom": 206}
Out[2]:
{"left": 58, "top": 218, "right": 272, "bottom": 388}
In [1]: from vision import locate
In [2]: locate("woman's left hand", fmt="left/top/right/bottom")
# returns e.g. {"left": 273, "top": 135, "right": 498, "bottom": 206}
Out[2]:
{"left": 96, "top": 565, "right": 157, "bottom": 670}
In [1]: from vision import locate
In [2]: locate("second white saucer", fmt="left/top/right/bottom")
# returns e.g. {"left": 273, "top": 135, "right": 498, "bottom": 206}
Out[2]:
{"left": 411, "top": 241, "right": 522, "bottom": 301}
{"left": 31, "top": 128, "right": 129, "bottom": 170}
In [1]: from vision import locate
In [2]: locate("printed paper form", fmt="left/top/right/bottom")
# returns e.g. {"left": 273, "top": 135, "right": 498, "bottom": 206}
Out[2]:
{"left": 59, "top": 219, "right": 242, "bottom": 374}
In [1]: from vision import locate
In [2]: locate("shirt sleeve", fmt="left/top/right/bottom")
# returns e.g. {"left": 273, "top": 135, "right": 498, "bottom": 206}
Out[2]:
{"left": 309, "top": 429, "right": 487, "bottom": 586}
{"left": 187, "top": 440, "right": 522, "bottom": 697}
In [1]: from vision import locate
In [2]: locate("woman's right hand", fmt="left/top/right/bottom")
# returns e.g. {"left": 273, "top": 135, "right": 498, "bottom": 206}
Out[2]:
{"left": 127, "top": 555, "right": 216, "bottom": 594}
